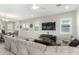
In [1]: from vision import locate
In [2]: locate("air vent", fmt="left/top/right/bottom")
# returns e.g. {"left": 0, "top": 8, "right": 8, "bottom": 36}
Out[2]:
{"left": 56, "top": 4, "right": 62, "bottom": 7}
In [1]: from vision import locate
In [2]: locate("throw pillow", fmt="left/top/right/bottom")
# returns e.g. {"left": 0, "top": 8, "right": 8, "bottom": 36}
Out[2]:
{"left": 69, "top": 39, "right": 79, "bottom": 47}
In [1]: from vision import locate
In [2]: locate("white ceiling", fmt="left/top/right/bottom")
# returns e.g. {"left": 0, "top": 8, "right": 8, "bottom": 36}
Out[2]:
{"left": 0, "top": 4, "right": 79, "bottom": 20}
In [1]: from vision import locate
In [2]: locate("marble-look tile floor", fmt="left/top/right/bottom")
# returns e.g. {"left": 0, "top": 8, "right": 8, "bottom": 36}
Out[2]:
{"left": 0, "top": 42, "right": 14, "bottom": 55}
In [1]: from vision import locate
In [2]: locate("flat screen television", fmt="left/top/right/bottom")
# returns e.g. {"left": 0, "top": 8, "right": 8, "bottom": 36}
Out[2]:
{"left": 42, "top": 22, "right": 56, "bottom": 30}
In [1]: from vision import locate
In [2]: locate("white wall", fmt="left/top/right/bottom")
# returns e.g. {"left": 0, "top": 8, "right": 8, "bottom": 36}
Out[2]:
{"left": 18, "top": 11, "right": 77, "bottom": 41}
{"left": 76, "top": 9, "right": 79, "bottom": 37}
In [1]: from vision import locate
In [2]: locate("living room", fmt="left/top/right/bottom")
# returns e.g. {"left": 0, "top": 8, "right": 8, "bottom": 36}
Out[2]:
{"left": 0, "top": 4, "right": 79, "bottom": 55}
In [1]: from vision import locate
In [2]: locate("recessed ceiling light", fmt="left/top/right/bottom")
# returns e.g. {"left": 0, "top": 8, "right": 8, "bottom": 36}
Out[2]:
{"left": 65, "top": 6, "right": 69, "bottom": 9}
{"left": 32, "top": 4, "right": 39, "bottom": 10}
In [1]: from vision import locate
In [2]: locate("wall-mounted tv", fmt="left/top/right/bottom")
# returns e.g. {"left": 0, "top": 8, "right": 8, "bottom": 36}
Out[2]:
{"left": 42, "top": 22, "right": 56, "bottom": 30}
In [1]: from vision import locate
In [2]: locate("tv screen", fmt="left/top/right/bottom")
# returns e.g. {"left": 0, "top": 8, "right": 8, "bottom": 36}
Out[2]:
{"left": 42, "top": 22, "right": 56, "bottom": 30}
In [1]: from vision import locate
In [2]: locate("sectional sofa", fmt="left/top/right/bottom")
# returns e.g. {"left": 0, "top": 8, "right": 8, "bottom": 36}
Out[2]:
{"left": 4, "top": 35, "right": 79, "bottom": 55}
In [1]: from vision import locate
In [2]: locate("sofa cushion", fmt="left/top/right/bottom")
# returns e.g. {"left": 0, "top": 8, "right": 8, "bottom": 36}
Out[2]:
{"left": 56, "top": 46, "right": 69, "bottom": 55}
{"left": 16, "top": 39, "right": 28, "bottom": 55}
{"left": 26, "top": 41, "right": 46, "bottom": 52}
{"left": 25, "top": 41, "right": 46, "bottom": 55}
{"left": 10, "top": 38, "right": 17, "bottom": 54}
{"left": 69, "top": 47, "right": 79, "bottom": 55}
{"left": 27, "top": 46, "right": 44, "bottom": 55}
{"left": 4, "top": 36, "right": 11, "bottom": 50}
{"left": 44, "top": 46, "right": 57, "bottom": 55}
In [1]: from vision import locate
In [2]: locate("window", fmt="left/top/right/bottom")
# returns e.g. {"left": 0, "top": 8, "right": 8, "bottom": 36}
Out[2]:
{"left": 7, "top": 23, "right": 14, "bottom": 31}
{"left": 34, "top": 22, "right": 40, "bottom": 31}
{"left": 21, "top": 23, "right": 29, "bottom": 31}
{"left": 60, "top": 18, "right": 72, "bottom": 34}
